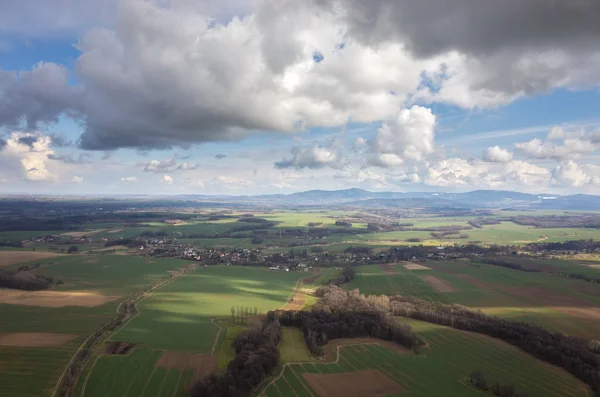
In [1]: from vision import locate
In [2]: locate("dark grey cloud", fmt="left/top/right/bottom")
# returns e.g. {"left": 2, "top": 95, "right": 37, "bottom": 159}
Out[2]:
{"left": 0, "top": 63, "right": 81, "bottom": 130}
{"left": 0, "top": 0, "right": 117, "bottom": 38}
{"left": 328, "top": 0, "right": 600, "bottom": 58}
{"left": 47, "top": 153, "right": 92, "bottom": 164}
{"left": 275, "top": 146, "right": 341, "bottom": 170}
{"left": 215, "top": 154, "right": 227, "bottom": 160}
{"left": 17, "top": 135, "right": 38, "bottom": 147}
{"left": 0, "top": 138, "right": 6, "bottom": 150}
{"left": 47, "top": 133, "right": 74, "bottom": 148}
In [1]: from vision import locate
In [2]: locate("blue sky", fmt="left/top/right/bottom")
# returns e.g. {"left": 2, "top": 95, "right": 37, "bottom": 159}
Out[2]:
{"left": 1, "top": 0, "right": 600, "bottom": 195}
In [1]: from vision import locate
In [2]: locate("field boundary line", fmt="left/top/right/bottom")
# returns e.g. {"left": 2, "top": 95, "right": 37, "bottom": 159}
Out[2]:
{"left": 51, "top": 265, "right": 199, "bottom": 397}
{"left": 80, "top": 356, "right": 100, "bottom": 397}
{"left": 210, "top": 319, "right": 224, "bottom": 354}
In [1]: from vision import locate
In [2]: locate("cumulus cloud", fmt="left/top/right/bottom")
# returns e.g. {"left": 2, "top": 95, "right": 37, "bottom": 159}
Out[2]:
{"left": 120, "top": 176, "right": 137, "bottom": 182}
{"left": 483, "top": 146, "right": 513, "bottom": 163}
{"left": 552, "top": 160, "right": 591, "bottom": 187}
{"left": 0, "top": 0, "right": 599, "bottom": 150}
{"left": 393, "top": 173, "right": 421, "bottom": 183}
{"left": 0, "top": 132, "right": 57, "bottom": 181}
{"left": 425, "top": 158, "right": 551, "bottom": 189}
{"left": 161, "top": 175, "right": 174, "bottom": 185}
{"left": 70, "top": 176, "right": 83, "bottom": 183}
{"left": 215, "top": 154, "right": 227, "bottom": 160}
{"left": 369, "top": 106, "right": 436, "bottom": 167}
{"left": 275, "top": 137, "right": 343, "bottom": 170}
{"left": 0, "top": 62, "right": 81, "bottom": 129}
{"left": 515, "top": 137, "right": 596, "bottom": 160}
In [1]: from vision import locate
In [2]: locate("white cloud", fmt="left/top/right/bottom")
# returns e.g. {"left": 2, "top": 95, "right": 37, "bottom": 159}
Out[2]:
{"left": 216, "top": 175, "right": 254, "bottom": 187}
{"left": 552, "top": 160, "right": 591, "bottom": 187}
{"left": 70, "top": 176, "right": 83, "bottom": 183}
{"left": 548, "top": 126, "right": 566, "bottom": 140}
{"left": 0, "top": 132, "right": 58, "bottom": 181}
{"left": 275, "top": 138, "right": 343, "bottom": 170}
{"left": 515, "top": 137, "right": 596, "bottom": 160}
{"left": 120, "top": 176, "right": 137, "bottom": 182}
{"left": 425, "top": 158, "right": 551, "bottom": 189}
{"left": 393, "top": 173, "right": 421, "bottom": 183}
{"left": 161, "top": 175, "right": 173, "bottom": 184}
{"left": 483, "top": 146, "right": 513, "bottom": 163}
{"left": 369, "top": 105, "right": 436, "bottom": 167}
{"left": 270, "top": 182, "right": 294, "bottom": 189}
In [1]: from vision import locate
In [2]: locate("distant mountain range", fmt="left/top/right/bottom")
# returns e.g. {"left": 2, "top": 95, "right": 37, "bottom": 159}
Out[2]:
{"left": 174, "top": 189, "right": 600, "bottom": 210}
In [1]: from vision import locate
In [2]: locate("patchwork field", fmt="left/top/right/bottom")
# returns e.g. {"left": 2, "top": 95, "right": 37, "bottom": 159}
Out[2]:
{"left": 0, "top": 250, "right": 65, "bottom": 267}
{"left": 0, "top": 254, "right": 193, "bottom": 397}
{"left": 110, "top": 266, "right": 305, "bottom": 352}
{"left": 346, "top": 260, "right": 600, "bottom": 339}
{"left": 78, "top": 266, "right": 306, "bottom": 396}
{"left": 260, "top": 319, "right": 590, "bottom": 397}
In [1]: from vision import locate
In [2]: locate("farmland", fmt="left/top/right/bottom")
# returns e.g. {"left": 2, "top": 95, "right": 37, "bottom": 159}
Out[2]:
{"left": 0, "top": 254, "right": 194, "bottom": 397}
{"left": 1, "top": 198, "right": 600, "bottom": 397}
{"left": 110, "top": 266, "right": 305, "bottom": 352}
{"left": 260, "top": 319, "right": 590, "bottom": 397}
{"left": 346, "top": 260, "right": 600, "bottom": 339}
{"left": 79, "top": 266, "right": 306, "bottom": 396}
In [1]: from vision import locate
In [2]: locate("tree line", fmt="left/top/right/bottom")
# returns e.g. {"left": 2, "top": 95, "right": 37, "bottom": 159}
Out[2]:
{"left": 269, "top": 309, "right": 421, "bottom": 356}
{"left": 469, "top": 371, "right": 529, "bottom": 397}
{"left": 0, "top": 269, "right": 61, "bottom": 290}
{"left": 189, "top": 317, "right": 281, "bottom": 397}
{"left": 312, "top": 285, "right": 600, "bottom": 396}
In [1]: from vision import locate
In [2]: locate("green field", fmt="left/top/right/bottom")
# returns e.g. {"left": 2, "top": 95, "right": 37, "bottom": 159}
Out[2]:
{"left": 80, "top": 349, "right": 193, "bottom": 397}
{"left": 216, "top": 322, "right": 246, "bottom": 369}
{"left": 279, "top": 327, "right": 312, "bottom": 363}
{"left": 345, "top": 261, "right": 600, "bottom": 339}
{"left": 261, "top": 319, "right": 590, "bottom": 397}
{"left": 0, "top": 255, "right": 191, "bottom": 397}
{"left": 111, "top": 266, "right": 305, "bottom": 352}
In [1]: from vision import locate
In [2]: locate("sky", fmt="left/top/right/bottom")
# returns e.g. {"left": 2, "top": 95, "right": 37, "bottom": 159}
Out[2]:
{"left": 1, "top": 0, "right": 600, "bottom": 196}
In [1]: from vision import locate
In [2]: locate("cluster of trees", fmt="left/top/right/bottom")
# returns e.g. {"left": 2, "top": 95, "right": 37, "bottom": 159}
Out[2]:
{"left": 468, "top": 218, "right": 502, "bottom": 228}
{"left": 512, "top": 215, "right": 600, "bottom": 229}
{"left": 469, "top": 371, "right": 528, "bottom": 397}
{"left": 557, "top": 272, "right": 600, "bottom": 284}
{"left": 0, "top": 240, "right": 23, "bottom": 248}
{"left": 324, "top": 267, "right": 355, "bottom": 286}
{"left": 0, "top": 269, "right": 60, "bottom": 290}
{"left": 230, "top": 306, "right": 259, "bottom": 324}
{"left": 16, "top": 263, "right": 41, "bottom": 272}
{"left": 477, "top": 258, "right": 540, "bottom": 272}
{"left": 190, "top": 317, "right": 281, "bottom": 397}
{"left": 529, "top": 239, "right": 600, "bottom": 252}
{"left": 385, "top": 295, "right": 600, "bottom": 395}
{"left": 311, "top": 285, "right": 600, "bottom": 395}
{"left": 270, "top": 309, "right": 420, "bottom": 356}
{"left": 335, "top": 220, "right": 352, "bottom": 227}
{"left": 237, "top": 217, "right": 272, "bottom": 224}
{"left": 307, "top": 222, "right": 323, "bottom": 227}
{"left": 104, "top": 238, "right": 143, "bottom": 248}
{"left": 366, "top": 222, "right": 414, "bottom": 232}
